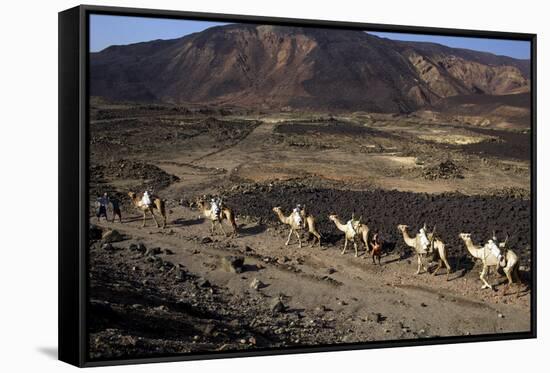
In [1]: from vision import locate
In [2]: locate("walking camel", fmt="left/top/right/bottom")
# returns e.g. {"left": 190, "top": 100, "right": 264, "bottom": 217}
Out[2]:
{"left": 272, "top": 206, "right": 322, "bottom": 248}
{"left": 459, "top": 233, "right": 520, "bottom": 291}
{"left": 397, "top": 224, "right": 452, "bottom": 279}
{"left": 328, "top": 214, "right": 362, "bottom": 257}
{"left": 355, "top": 216, "right": 371, "bottom": 256}
{"left": 128, "top": 191, "right": 167, "bottom": 228}
{"left": 301, "top": 205, "right": 322, "bottom": 247}
{"left": 196, "top": 197, "right": 238, "bottom": 237}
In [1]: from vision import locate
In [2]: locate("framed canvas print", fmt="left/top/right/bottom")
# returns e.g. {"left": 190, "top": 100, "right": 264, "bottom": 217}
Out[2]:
{"left": 58, "top": 4, "right": 537, "bottom": 367}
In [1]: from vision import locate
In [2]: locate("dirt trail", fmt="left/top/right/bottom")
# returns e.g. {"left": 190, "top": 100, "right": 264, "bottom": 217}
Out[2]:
{"left": 93, "top": 203, "right": 530, "bottom": 346}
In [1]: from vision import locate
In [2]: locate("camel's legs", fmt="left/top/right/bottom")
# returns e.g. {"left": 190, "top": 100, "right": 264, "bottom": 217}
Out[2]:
{"left": 416, "top": 255, "right": 423, "bottom": 274}
{"left": 286, "top": 229, "right": 293, "bottom": 246}
{"left": 432, "top": 260, "right": 442, "bottom": 276}
{"left": 504, "top": 267, "right": 514, "bottom": 286}
{"left": 442, "top": 256, "right": 452, "bottom": 280}
{"left": 480, "top": 265, "right": 493, "bottom": 289}
{"left": 294, "top": 230, "right": 302, "bottom": 248}
{"left": 421, "top": 255, "right": 428, "bottom": 273}
{"left": 363, "top": 235, "right": 370, "bottom": 253}
{"left": 502, "top": 267, "right": 513, "bottom": 296}
{"left": 415, "top": 254, "right": 428, "bottom": 274}
{"left": 353, "top": 241, "right": 358, "bottom": 258}
{"left": 343, "top": 238, "right": 349, "bottom": 254}
{"left": 311, "top": 231, "right": 321, "bottom": 248}
{"left": 149, "top": 208, "right": 161, "bottom": 228}
{"left": 218, "top": 220, "right": 227, "bottom": 236}
{"left": 210, "top": 221, "right": 215, "bottom": 234}
{"left": 142, "top": 211, "right": 147, "bottom": 227}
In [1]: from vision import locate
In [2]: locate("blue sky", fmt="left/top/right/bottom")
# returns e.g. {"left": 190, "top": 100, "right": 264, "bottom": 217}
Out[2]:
{"left": 90, "top": 15, "right": 530, "bottom": 59}
{"left": 368, "top": 32, "right": 530, "bottom": 59}
{"left": 90, "top": 15, "right": 228, "bottom": 52}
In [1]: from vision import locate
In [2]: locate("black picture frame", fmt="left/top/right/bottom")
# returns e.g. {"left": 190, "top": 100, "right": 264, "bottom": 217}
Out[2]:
{"left": 59, "top": 4, "right": 537, "bottom": 367}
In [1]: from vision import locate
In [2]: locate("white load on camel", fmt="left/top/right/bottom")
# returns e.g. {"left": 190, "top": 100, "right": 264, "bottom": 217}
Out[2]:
{"left": 419, "top": 227, "right": 430, "bottom": 252}
{"left": 292, "top": 205, "right": 303, "bottom": 227}
{"left": 346, "top": 219, "right": 357, "bottom": 236}
{"left": 141, "top": 191, "right": 152, "bottom": 207}
{"left": 210, "top": 197, "right": 222, "bottom": 219}
{"left": 486, "top": 239, "right": 503, "bottom": 262}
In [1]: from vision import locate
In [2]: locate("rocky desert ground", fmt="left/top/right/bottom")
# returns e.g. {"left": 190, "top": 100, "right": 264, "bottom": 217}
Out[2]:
{"left": 88, "top": 101, "right": 532, "bottom": 360}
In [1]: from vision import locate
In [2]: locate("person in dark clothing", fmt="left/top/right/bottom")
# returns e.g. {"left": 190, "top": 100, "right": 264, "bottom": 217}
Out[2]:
{"left": 111, "top": 197, "right": 122, "bottom": 223}
{"left": 96, "top": 193, "right": 109, "bottom": 222}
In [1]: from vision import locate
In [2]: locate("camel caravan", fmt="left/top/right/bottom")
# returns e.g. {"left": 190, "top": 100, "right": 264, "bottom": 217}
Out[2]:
{"left": 94, "top": 190, "right": 523, "bottom": 293}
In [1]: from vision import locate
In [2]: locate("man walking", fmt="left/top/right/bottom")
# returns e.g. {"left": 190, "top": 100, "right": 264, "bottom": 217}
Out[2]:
{"left": 96, "top": 192, "right": 109, "bottom": 222}
{"left": 111, "top": 196, "right": 122, "bottom": 223}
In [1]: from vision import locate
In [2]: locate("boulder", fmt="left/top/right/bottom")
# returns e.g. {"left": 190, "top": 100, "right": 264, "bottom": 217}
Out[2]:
{"left": 174, "top": 265, "right": 186, "bottom": 281}
{"left": 221, "top": 256, "right": 245, "bottom": 273}
{"left": 101, "top": 230, "right": 124, "bottom": 243}
{"left": 249, "top": 278, "right": 265, "bottom": 290}
{"left": 145, "top": 247, "right": 162, "bottom": 256}
{"left": 197, "top": 278, "right": 211, "bottom": 288}
{"left": 137, "top": 243, "right": 147, "bottom": 253}
{"left": 89, "top": 224, "right": 103, "bottom": 240}
{"left": 101, "top": 243, "right": 114, "bottom": 251}
{"left": 366, "top": 312, "right": 384, "bottom": 323}
{"left": 271, "top": 298, "right": 286, "bottom": 314}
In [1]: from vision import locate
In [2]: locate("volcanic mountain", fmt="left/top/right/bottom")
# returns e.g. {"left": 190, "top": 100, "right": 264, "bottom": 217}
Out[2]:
{"left": 90, "top": 24, "right": 530, "bottom": 113}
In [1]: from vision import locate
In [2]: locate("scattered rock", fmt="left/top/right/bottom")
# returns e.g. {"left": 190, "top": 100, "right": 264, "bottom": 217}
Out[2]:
{"left": 327, "top": 268, "right": 337, "bottom": 274}
{"left": 201, "top": 237, "right": 213, "bottom": 244}
{"left": 277, "top": 256, "right": 290, "bottom": 264}
{"left": 249, "top": 278, "right": 265, "bottom": 290}
{"left": 146, "top": 247, "right": 162, "bottom": 256}
{"left": 498, "top": 313, "right": 504, "bottom": 318}
{"left": 271, "top": 298, "right": 286, "bottom": 314}
{"left": 164, "top": 248, "right": 174, "bottom": 255}
{"left": 314, "top": 305, "right": 330, "bottom": 314}
{"left": 203, "top": 324, "right": 215, "bottom": 336}
{"left": 423, "top": 160, "right": 463, "bottom": 180}
{"left": 174, "top": 265, "right": 186, "bottom": 281}
{"left": 89, "top": 224, "right": 103, "bottom": 240}
{"left": 197, "top": 278, "right": 211, "bottom": 288}
{"left": 221, "top": 256, "right": 245, "bottom": 273}
{"left": 101, "top": 243, "right": 114, "bottom": 251}
{"left": 130, "top": 243, "right": 147, "bottom": 253}
{"left": 101, "top": 230, "right": 124, "bottom": 243}
{"left": 366, "top": 312, "right": 384, "bottom": 323}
